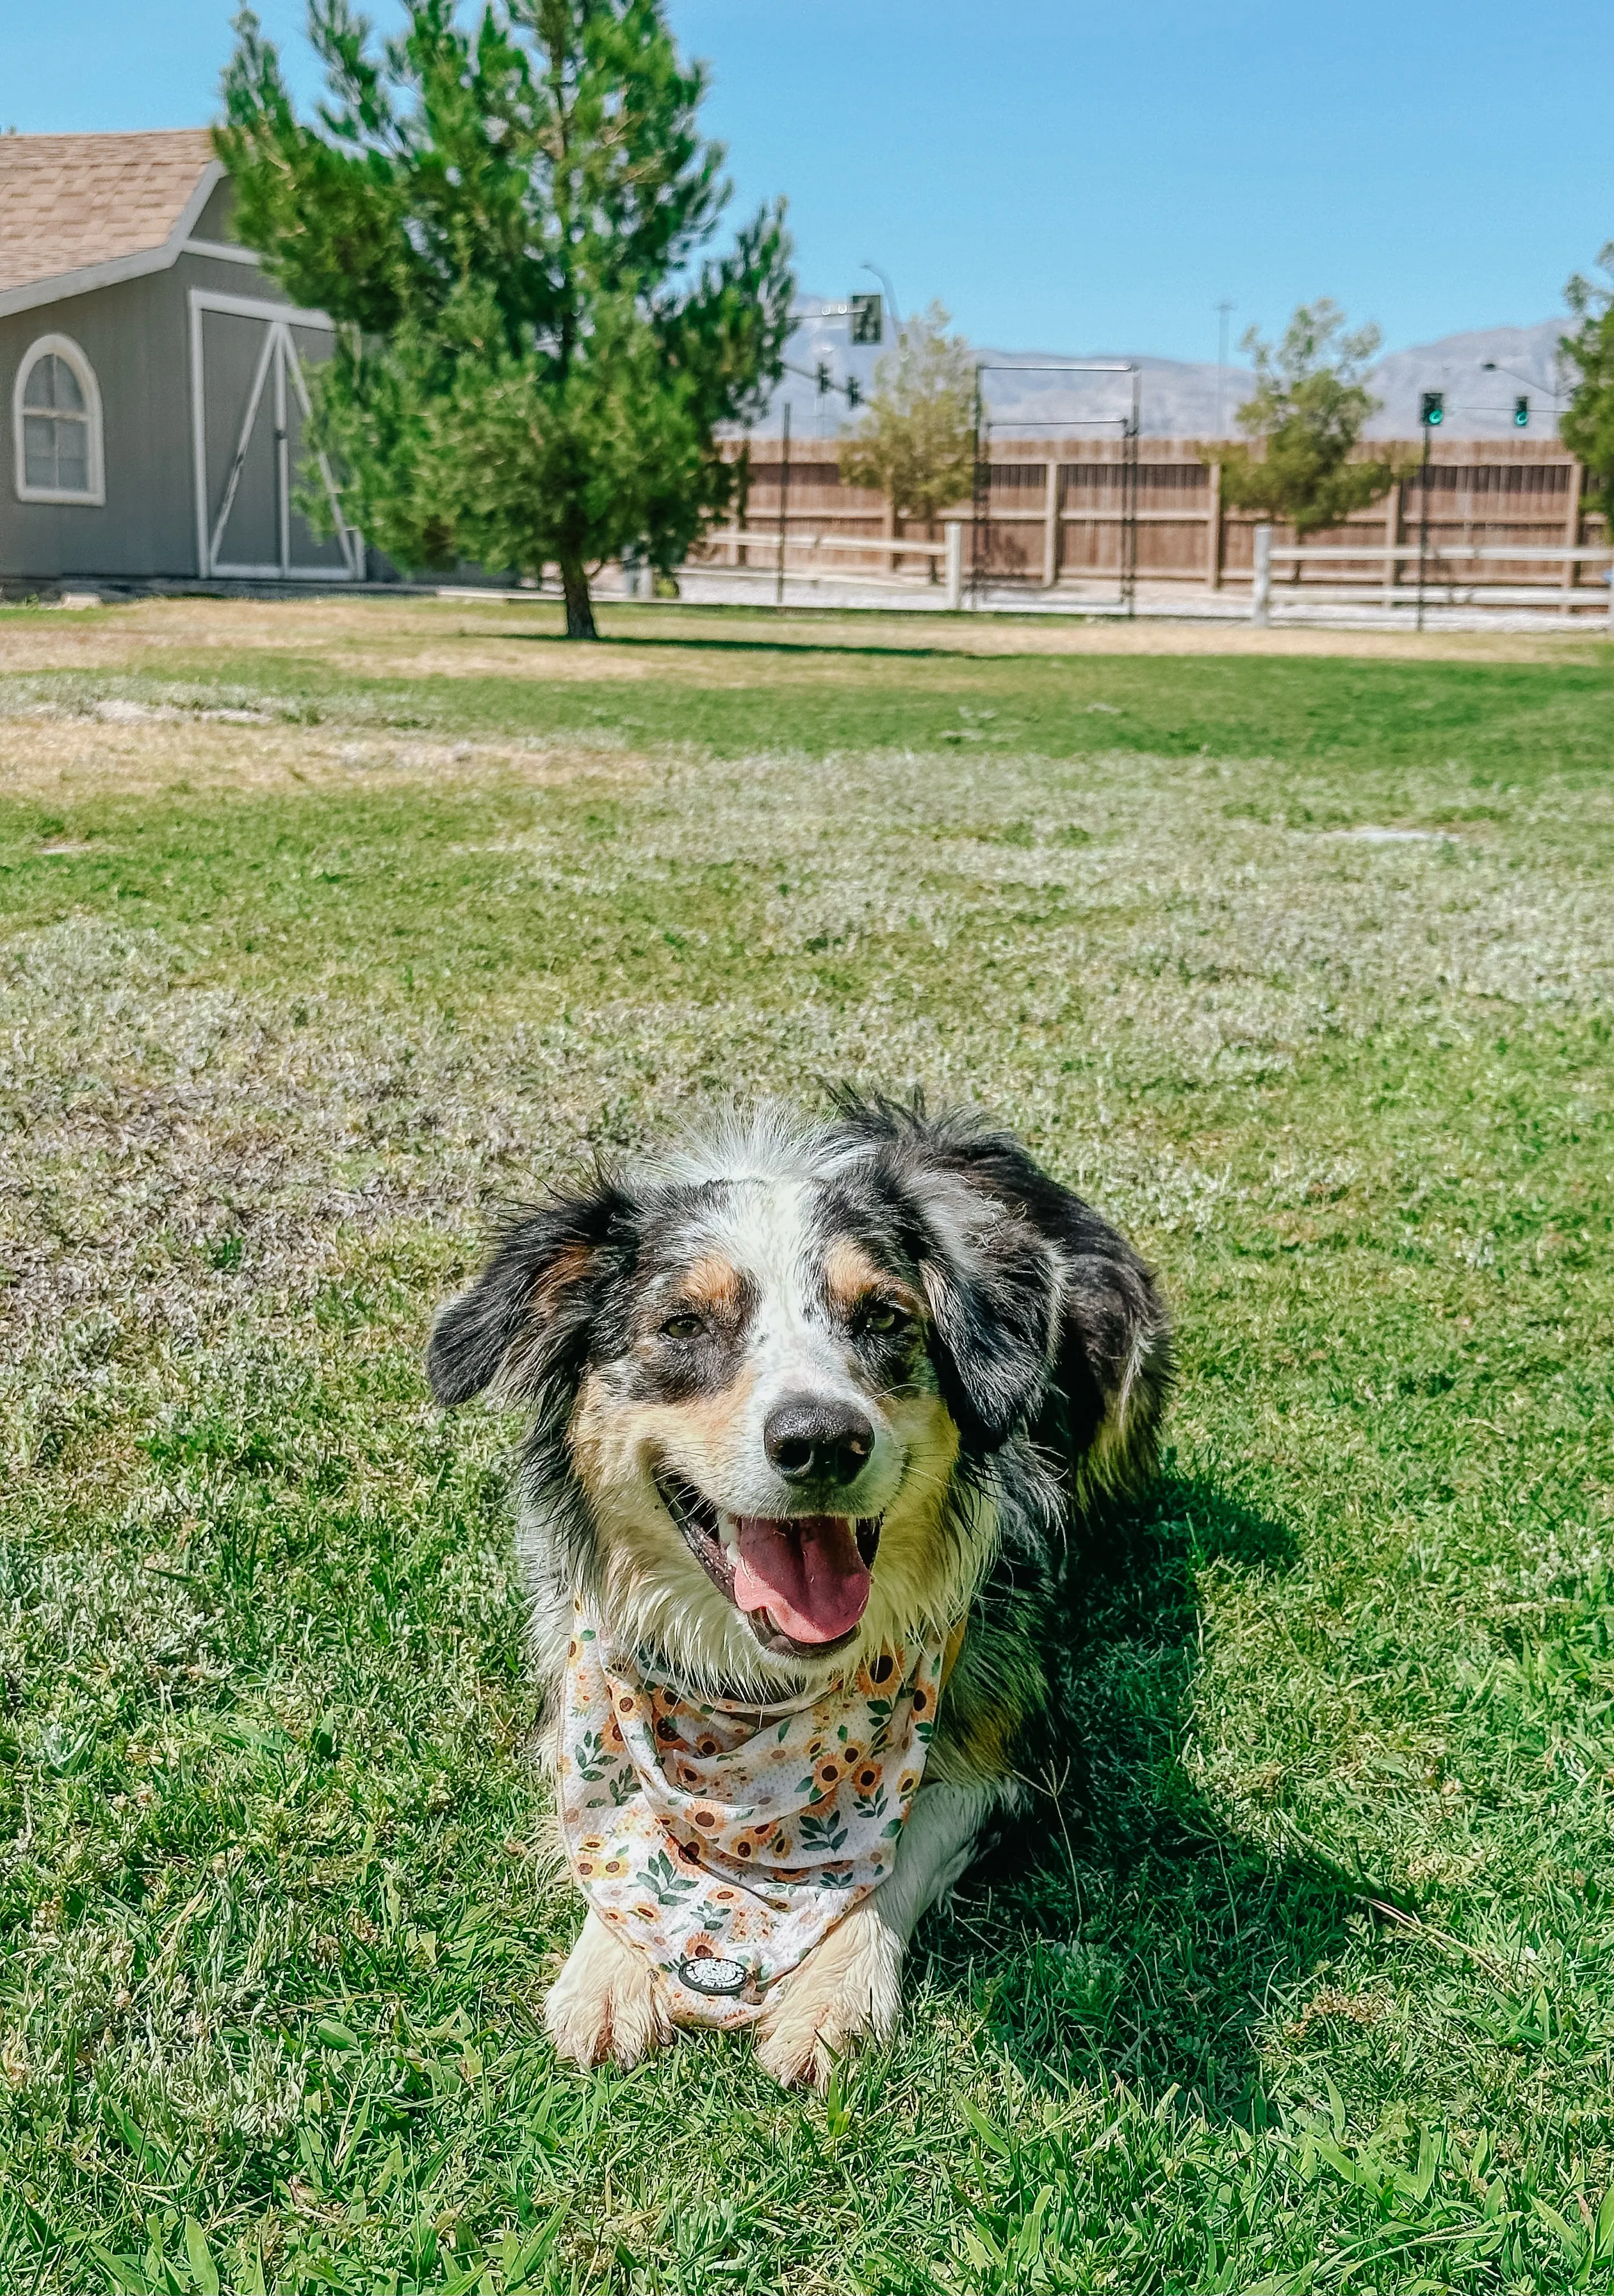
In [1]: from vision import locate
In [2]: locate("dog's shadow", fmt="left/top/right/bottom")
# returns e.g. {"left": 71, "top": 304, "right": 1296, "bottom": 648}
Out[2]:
{"left": 923, "top": 1471, "right": 1348, "bottom": 2122}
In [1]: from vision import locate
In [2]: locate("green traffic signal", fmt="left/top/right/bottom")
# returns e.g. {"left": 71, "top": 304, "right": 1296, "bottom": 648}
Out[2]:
{"left": 1420, "top": 391, "right": 1444, "bottom": 427}
{"left": 1513, "top": 395, "right": 1529, "bottom": 428}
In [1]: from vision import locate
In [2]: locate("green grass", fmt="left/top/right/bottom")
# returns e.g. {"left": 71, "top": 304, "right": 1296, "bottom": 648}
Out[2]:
{"left": 2, "top": 603, "right": 1613, "bottom": 2291}
{"left": 11, "top": 608, "right": 1614, "bottom": 779}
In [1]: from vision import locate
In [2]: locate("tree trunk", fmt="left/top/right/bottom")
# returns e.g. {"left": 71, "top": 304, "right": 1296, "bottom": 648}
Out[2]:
{"left": 560, "top": 554, "right": 598, "bottom": 641}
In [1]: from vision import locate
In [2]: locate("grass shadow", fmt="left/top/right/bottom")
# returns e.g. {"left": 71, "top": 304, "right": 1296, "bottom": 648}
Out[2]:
{"left": 482, "top": 628, "right": 996, "bottom": 664}
{"left": 928, "top": 1473, "right": 1353, "bottom": 2122}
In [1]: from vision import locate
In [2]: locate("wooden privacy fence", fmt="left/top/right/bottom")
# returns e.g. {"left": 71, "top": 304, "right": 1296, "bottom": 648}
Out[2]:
{"left": 698, "top": 435, "right": 1610, "bottom": 611}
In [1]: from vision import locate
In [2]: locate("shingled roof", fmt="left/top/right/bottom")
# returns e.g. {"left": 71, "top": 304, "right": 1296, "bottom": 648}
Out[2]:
{"left": 0, "top": 129, "right": 221, "bottom": 311}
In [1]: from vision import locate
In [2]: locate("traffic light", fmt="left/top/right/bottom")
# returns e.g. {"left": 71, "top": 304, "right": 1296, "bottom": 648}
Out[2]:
{"left": 816, "top": 361, "right": 832, "bottom": 396}
{"left": 1513, "top": 395, "right": 1530, "bottom": 428}
{"left": 849, "top": 291, "right": 882, "bottom": 346}
{"left": 1420, "top": 391, "right": 1444, "bottom": 428}
{"left": 845, "top": 376, "right": 862, "bottom": 409}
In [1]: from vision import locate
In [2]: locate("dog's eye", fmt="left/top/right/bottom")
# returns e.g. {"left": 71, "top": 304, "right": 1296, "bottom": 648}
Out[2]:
{"left": 660, "top": 1311, "right": 706, "bottom": 1341}
{"left": 860, "top": 1300, "right": 907, "bottom": 1336}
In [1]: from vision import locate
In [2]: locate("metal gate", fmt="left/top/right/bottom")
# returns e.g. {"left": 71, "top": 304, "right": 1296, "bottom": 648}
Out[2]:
{"left": 970, "top": 360, "right": 1141, "bottom": 614}
{"left": 188, "top": 288, "right": 360, "bottom": 581}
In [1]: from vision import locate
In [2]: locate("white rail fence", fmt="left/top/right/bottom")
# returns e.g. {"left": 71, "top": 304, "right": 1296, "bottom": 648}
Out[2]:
{"left": 697, "top": 524, "right": 969, "bottom": 606}
{"left": 1250, "top": 521, "right": 1614, "bottom": 623}
{"left": 672, "top": 517, "right": 1612, "bottom": 621}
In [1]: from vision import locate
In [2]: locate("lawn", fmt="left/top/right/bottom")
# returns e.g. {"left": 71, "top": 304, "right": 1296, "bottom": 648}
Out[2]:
{"left": 2, "top": 596, "right": 1612, "bottom": 2293}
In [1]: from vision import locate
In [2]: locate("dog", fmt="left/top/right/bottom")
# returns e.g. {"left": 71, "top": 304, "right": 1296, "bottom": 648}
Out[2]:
{"left": 426, "top": 1092, "right": 1171, "bottom": 2087}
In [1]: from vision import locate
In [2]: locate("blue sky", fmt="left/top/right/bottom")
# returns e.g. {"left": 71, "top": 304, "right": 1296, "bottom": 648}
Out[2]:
{"left": 5, "top": 1, "right": 1609, "bottom": 363}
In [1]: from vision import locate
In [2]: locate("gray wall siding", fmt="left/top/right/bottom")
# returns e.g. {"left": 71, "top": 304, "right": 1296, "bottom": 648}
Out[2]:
{"left": 0, "top": 240, "right": 308, "bottom": 583}
{"left": 193, "top": 179, "right": 239, "bottom": 242}
{"left": 1, "top": 268, "right": 194, "bottom": 579}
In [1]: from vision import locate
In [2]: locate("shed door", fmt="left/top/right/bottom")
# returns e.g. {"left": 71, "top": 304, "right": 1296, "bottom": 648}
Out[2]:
{"left": 190, "top": 291, "right": 360, "bottom": 580}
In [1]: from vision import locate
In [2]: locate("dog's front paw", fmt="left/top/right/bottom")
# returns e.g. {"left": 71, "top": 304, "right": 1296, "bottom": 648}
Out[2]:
{"left": 545, "top": 1911, "right": 674, "bottom": 2071}
{"left": 754, "top": 1903, "right": 904, "bottom": 2090}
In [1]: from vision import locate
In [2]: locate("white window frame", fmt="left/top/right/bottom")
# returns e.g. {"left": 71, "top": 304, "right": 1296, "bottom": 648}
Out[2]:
{"left": 13, "top": 333, "right": 105, "bottom": 506}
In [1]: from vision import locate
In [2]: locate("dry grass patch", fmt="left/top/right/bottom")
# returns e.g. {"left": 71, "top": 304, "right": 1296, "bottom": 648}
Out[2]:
{"left": 3, "top": 589, "right": 1610, "bottom": 684}
{"left": 0, "top": 709, "right": 653, "bottom": 803}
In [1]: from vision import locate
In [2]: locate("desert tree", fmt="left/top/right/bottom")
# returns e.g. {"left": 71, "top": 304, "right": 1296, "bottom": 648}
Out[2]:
{"left": 1562, "top": 242, "right": 1614, "bottom": 527}
{"left": 216, "top": 0, "right": 794, "bottom": 637}
{"left": 1217, "top": 300, "right": 1408, "bottom": 566}
{"left": 838, "top": 301, "right": 975, "bottom": 572}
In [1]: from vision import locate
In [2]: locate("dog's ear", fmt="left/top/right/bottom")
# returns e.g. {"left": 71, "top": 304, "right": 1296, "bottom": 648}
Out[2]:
{"left": 426, "top": 1177, "right": 632, "bottom": 1407}
{"left": 835, "top": 1100, "right": 1063, "bottom": 1453}
{"left": 906, "top": 1169, "right": 1064, "bottom": 1453}
{"left": 1048, "top": 1247, "right": 1172, "bottom": 1490}
{"left": 828, "top": 1090, "right": 1171, "bottom": 1478}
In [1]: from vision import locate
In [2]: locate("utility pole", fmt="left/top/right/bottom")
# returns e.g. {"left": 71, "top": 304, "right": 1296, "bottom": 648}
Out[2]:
{"left": 1216, "top": 300, "right": 1234, "bottom": 437}
{"left": 775, "top": 400, "right": 791, "bottom": 610}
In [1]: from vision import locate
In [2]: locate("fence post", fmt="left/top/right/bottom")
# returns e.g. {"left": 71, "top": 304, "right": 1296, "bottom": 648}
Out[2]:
{"left": 1252, "top": 523, "right": 1272, "bottom": 625}
{"left": 1607, "top": 561, "right": 1614, "bottom": 628}
{"left": 1564, "top": 462, "right": 1584, "bottom": 612}
{"left": 944, "top": 521, "right": 964, "bottom": 611}
{"left": 1042, "top": 455, "right": 1062, "bottom": 588}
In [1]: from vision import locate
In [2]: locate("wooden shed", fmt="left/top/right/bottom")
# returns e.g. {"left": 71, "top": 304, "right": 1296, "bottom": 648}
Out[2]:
{"left": 0, "top": 129, "right": 361, "bottom": 592}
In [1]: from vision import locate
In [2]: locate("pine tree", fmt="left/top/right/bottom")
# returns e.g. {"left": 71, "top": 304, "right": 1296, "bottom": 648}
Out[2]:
{"left": 1561, "top": 243, "right": 1614, "bottom": 525}
{"left": 1217, "top": 300, "right": 1408, "bottom": 564}
{"left": 838, "top": 303, "right": 975, "bottom": 573}
{"left": 217, "top": 1, "right": 794, "bottom": 637}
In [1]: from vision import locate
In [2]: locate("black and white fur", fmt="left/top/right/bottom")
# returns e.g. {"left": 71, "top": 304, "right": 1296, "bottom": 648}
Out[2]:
{"left": 427, "top": 1093, "right": 1171, "bottom": 2087}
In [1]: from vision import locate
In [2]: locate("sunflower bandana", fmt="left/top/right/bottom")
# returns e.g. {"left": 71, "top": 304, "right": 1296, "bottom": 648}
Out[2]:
{"left": 556, "top": 1601, "right": 951, "bottom": 2028}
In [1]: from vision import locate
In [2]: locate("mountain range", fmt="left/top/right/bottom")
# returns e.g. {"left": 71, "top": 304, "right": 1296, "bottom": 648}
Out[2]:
{"left": 762, "top": 305, "right": 1572, "bottom": 443}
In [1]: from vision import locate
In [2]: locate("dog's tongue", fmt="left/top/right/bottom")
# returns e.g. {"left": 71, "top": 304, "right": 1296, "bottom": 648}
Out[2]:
{"left": 732, "top": 1515, "right": 871, "bottom": 1644}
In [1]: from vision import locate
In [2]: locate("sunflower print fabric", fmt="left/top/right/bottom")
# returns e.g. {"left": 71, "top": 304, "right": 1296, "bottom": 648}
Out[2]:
{"left": 557, "top": 1600, "right": 950, "bottom": 2028}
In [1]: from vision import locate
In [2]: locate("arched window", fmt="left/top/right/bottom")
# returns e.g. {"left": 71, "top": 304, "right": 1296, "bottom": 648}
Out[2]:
{"left": 13, "top": 335, "right": 104, "bottom": 505}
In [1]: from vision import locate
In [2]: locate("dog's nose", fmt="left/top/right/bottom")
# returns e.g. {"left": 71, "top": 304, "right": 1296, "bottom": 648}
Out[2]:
{"left": 764, "top": 1398, "right": 875, "bottom": 1491}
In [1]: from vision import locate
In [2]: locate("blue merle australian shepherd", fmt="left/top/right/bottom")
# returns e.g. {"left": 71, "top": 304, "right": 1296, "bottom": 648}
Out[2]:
{"left": 427, "top": 1094, "right": 1170, "bottom": 2088}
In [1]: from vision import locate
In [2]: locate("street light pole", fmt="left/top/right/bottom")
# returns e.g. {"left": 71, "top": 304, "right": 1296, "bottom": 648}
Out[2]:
{"left": 860, "top": 261, "right": 903, "bottom": 339}
{"left": 1216, "top": 300, "right": 1234, "bottom": 437}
